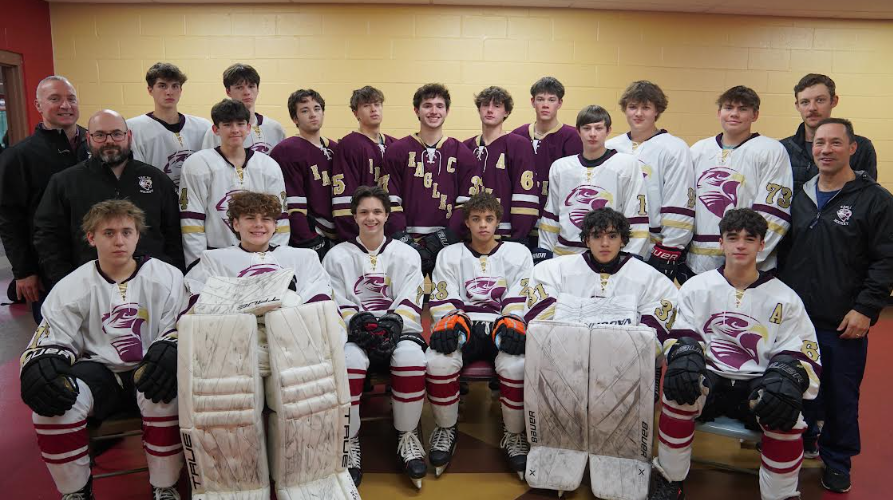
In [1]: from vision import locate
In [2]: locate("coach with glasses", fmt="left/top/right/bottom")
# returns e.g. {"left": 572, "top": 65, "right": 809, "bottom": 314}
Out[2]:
{"left": 34, "top": 109, "right": 184, "bottom": 287}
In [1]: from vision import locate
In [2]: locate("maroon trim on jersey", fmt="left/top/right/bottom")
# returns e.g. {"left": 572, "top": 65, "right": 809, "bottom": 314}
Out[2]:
{"left": 715, "top": 266, "right": 776, "bottom": 290}
{"left": 558, "top": 235, "right": 586, "bottom": 248}
{"left": 578, "top": 149, "right": 618, "bottom": 168}
{"left": 524, "top": 296, "right": 555, "bottom": 323}
{"left": 463, "top": 241, "right": 504, "bottom": 258}
{"left": 399, "top": 298, "right": 423, "bottom": 314}
{"left": 582, "top": 251, "right": 632, "bottom": 275}
{"left": 641, "top": 314, "right": 668, "bottom": 337}
{"left": 693, "top": 234, "right": 721, "bottom": 242}
{"left": 147, "top": 112, "right": 187, "bottom": 134}
{"left": 661, "top": 207, "right": 697, "bottom": 217}
{"left": 348, "top": 236, "right": 392, "bottom": 254}
{"left": 237, "top": 243, "right": 278, "bottom": 253}
{"left": 179, "top": 211, "right": 206, "bottom": 220}
{"left": 94, "top": 255, "right": 150, "bottom": 284}
{"left": 542, "top": 211, "right": 559, "bottom": 221}
{"left": 776, "top": 349, "right": 822, "bottom": 378}
{"left": 650, "top": 227, "right": 662, "bottom": 233}
{"left": 411, "top": 133, "right": 448, "bottom": 150}
{"left": 752, "top": 203, "right": 792, "bottom": 222}
{"left": 625, "top": 129, "right": 667, "bottom": 142}
{"left": 628, "top": 216, "right": 649, "bottom": 225}
{"left": 255, "top": 113, "right": 264, "bottom": 126}
{"left": 714, "top": 132, "right": 760, "bottom": 150}
{"left": 307, "top": 293, "right": 331, "bottom": 303}
{"left": 214, "top": 147, "right": 255, "bottom": 169}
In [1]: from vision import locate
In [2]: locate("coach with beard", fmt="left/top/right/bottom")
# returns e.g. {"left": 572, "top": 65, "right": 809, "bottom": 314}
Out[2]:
{"left": 33, "top": 109, "right": 184, "bottom": 287}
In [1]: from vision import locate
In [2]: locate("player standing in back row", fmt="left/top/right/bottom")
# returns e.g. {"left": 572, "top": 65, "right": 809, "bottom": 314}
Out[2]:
{"left": 127, "top": 62, "right": 211, "bottom": 190}
{"left": 606, "top": 81, "right": 695, "bottom": 281}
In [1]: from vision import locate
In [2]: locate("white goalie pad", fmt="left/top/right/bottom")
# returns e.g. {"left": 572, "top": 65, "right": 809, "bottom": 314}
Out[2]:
{"left": 264, "top": 301, "right": 360, "bottom": 500}
{"left": 178, "top": 314, "right": 269, "bottom": 500}
{"left": 193, "top": 269, "right": 295, "bottom": 316}
{"left": 588, "top": 325, "right": 655, "bottom": 500}
{"left": 524, "top": 321, "right": 591, "bottom": 492}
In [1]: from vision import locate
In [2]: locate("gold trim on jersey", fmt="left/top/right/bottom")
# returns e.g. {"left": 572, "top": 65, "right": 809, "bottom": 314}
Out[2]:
{"left": 527, "top": 122, "right": 564, "bottom": 141}
{"left": 275, "top": 226, "right": 289, "bottom": 234}
{"left": 662, "top": 220, "right": 695, "bottom": 231}
{"left": 688, "top": 246, "right": 724, "bottom": 256}
{"left": 510, "top": 207, "right": 539, "bottom": 216}
{"left": 630, "top": 230, "right": 650, "bottom": 239}
{"left": 411, "top": 133, "right": 448, "bottom": 149}
{"left": 539, "top": 223, "right": 560, "bottom": 234}
{"left": 181, "top": 225, "right": 205, "bottom": 234}
{"left": 288, "top": 208, "right": 308, "bottom": 215}
{"left": 332, "top": 208, "right": 352, "bottom": 217}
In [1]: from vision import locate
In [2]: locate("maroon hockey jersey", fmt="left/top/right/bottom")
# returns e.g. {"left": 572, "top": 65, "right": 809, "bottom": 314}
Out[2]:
{"left": 463, "top": 133, "right": 539, "bottom": 240}
{"left": 382, "top": 134, "right": 481, "bottom": 238}
{"left": 331, "top": 131, "right": 397, "bottom": 240}
{"left": 512, "top": 123, "right": 583, "bottom": 209}
{"left": 269, "top": 135, "right": 337, "bottom": 244}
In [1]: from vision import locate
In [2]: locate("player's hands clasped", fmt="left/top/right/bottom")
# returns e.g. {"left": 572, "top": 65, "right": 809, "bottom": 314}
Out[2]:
{"left": 492, "top": 315, "right": 526, "bottom": 355}
{"left": 749, "top": 355, "right": 808, "bottom": 431}
{"left": 134, "top": 341, "right": 179, "bottom": 404}
{"left": 430, "top": 311, "right": 471, "bottom": 354}
{"left": 663, "top": 337, "right": 707, "bottom": 405}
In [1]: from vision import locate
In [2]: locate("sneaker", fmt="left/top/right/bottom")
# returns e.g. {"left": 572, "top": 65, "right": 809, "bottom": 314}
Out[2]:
{"left": 152, "top": 485, "right": 181, "bottom": 500}
{"left": 821, "top": 467, "right": 851, "bottom": 493}
{"left": 649, "top": 472, "right": 684, "bottom": 500}
{"left": 803, "top": 436, "right": 819, "bottom": 459}
{"left": 61, "top": 477, "right": 94, "bottom": 500}
{"left": 347, "top": 435, "right": 362, "bottom": 486}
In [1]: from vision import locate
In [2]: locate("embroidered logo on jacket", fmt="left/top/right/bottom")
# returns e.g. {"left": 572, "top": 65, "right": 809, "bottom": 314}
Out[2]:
{"left": 834, "top": 205, "right": 852, "bottom": 226}
{"left": 138, "top": 176, "right": 154, "bottom": 193}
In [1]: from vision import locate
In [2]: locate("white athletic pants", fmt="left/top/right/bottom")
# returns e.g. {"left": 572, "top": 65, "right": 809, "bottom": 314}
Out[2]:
{"left": 33, "top": 379, "right": 182, "bottom": 494}
{"left": 344, "top": 339, "right": 427, "bottom": 436}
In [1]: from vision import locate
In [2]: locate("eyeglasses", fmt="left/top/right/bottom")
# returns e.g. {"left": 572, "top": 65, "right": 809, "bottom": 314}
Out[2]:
{"left": 90, "top": 130, "right": 127, "bottom": 142}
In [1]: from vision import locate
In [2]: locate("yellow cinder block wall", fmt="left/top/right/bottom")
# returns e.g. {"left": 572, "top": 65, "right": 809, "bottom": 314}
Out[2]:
{"left": 51, "top": 4, "right": 892, "bottom": 187}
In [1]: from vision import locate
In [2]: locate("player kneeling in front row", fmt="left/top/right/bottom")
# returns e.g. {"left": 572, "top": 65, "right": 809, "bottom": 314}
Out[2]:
{"left": 426, "top": 192, "right": 534, "bottom": 479}
{"left": 21, "top": 200, "right": 186, "bottom": 500}
{"left": 181, "top": 191, "right": 358, "bottom": 499}
{"left": 323, "top": 186, "right": 428, "bottom": 488}
{"left": 651, "top": 208, "right": 821, "bottom": 500}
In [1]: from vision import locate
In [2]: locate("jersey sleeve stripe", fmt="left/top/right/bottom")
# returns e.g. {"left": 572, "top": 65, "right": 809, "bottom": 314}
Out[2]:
{"left": 752, "top": 204, "right": 792, "bottom": 222}
{"left": 286, "top": 196, "right": 308, "bottom": 204}
{"left": 543, "top": 211, "right": 559, "bottom": 221}
{"left": 510, "top": 207, "right": 539, "bottom": 216}
{"left": 180, "top": 211, "right": 206, "bottom": 220}
{"left": 662, "top": 220, "right": 695, "bottom": 231}
{"left": 628, "top": 216, "right": 649, "bottom": 224}
{"left": 333, "top": 196, "right": 352, "bottom": 204}
{"left": 181, "top": 226, "right": 205, "bottom": 234}
{"left": 524, "top": 297, "right": 556, "bottom": 323}
{"left": 660, "top": 207, "right": 696, "bottom": 217}
{"left": 511, "top": 194, "right": 539, "bottom": 203}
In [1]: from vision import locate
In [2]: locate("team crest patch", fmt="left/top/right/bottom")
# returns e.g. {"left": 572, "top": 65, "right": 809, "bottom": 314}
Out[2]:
{"left": 834, "top": 205, "right": 852, "bottom": 226}
{"left": 138, "top": 176, "right": 153, "bottom": 193}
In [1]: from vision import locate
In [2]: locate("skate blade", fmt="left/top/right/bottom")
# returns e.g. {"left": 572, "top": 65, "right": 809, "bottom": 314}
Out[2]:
{"left": 557, "top": 490, "right": 565, "bottom": 498}
{"left": 516, "top": 471, "right": 525, "bottom": 481}
{"left": 412, "top": 477, "right": 423, "bottom": 489}
{"left": 435, "top": 463, "right": 450, "bottom": 477}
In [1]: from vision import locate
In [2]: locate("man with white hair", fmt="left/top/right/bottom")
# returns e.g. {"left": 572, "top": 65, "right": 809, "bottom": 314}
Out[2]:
{"left": 0, "top": 76, "right": 89, "bottom": 321}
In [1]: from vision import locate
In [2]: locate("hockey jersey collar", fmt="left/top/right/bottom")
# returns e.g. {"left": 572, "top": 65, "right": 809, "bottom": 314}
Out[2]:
{"left": 254, "top": 113, "right": 264, "bottom": 126}
{"left": 464, "top": 241, "right": 504, "bottom": 258}
{"left": 147, "top": 112, "right": 186, "bottom": 134}
{"left": 526, "top": 122, "right": 565, "bottom": 140}
{"left": 583, "top": 251, "right": 631, "bottom": 274}
{"left": 715, "top": 266, "right": 774, "bottom": 289}
{"left": 95, "top": 255, "right": 151, "bottom": 284}
{"left": 714, "top": 132, "right": 760, "bottom": 150}
{"left": 625, "top": 129, "right": 667, "bottom": 142}
{"left": 213, "top": 147, "right": 254, "bottom": 169}
{"left": 578, "top": 149, "right": 618, "bottom": 168}
{"left": 411, "top": 133, "right": 448, "bottom": 149}
{"left": 351, "top": 236, "right": 392, "bottom": 254}
{"left": 238, "top": 243, "right": 279, "bottom": 253}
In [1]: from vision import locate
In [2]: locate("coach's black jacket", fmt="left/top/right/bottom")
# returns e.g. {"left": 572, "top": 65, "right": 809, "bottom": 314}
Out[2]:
{"left": 33, "top": 155, "right": 185, "bottom": 286}
{"left": 779, "top": 172, "right": 893, "bottom": 331}
{"left": 781, "top": 123, "right": 877, "bottom": 195}
{"left": 0, "top": 125, "right": 88, "bottom": 281}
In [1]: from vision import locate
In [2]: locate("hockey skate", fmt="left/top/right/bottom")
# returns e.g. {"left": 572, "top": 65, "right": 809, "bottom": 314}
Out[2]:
{"left": 429, "top": 425, "right": 458, "bottom": 477}
{"left": 397, "top": 427, "right": 427, "bottom": 489}
{"left": 151, "top": 485, "right": 180, "bottom": 500}
{"left": 347, "top": 435, "right": 363, "bottom": 487}
{"left": 61, "top": 478, "right": 94, "bottom": 500}
{"left": 649, "top": 471, "right": 684, "bottom": 500}
{"left": 499, "top": 427, "right": 530, "bottom": 480}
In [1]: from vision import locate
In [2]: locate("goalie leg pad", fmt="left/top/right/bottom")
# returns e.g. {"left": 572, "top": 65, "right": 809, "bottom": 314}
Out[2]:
{"left": 264, "top": 302, "right": 358, "bottom": 500}
{"left": 390, "top": 339, "right": 426, "bottom": 432}
{"left": 425, "top": 349, "right": 463, "bottom": 428}
{"left": 136, "top": 391, "right": 183, "bottom": 488}
{"left": 33, "top": 377, "right": 93, "bottom": 494}
{"left": 524, "top": 321, "right": 590, "bottom": 492}
{"left": 587, "top": 325, "right": 656, "bottom": 500}
{"left": 344, "top": 342, "right": 369, "bottom": 439}
{"left": 494, "top": 351, "right": 525, "bottom": 434}
{"left": 178, "top": 314, "right": 270, "bottom": 499}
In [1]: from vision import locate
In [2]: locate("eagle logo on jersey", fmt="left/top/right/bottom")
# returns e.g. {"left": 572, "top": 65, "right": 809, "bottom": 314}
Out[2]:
{"left": 464, "top": 276, "right": 506, "bottom": 312}
{"left": 215, "top": 189, "right": 245, "bottom": 232}
{"left": 704, "top": 312, "right": 769, "bottom": 370}
{"left": 249, "top": 142, "right": 272, "bottom": 154}
{"left": 102, "top": 302, "right": 149, "bottom": 362}
{"left": 565, "top": 185, "right": 614, "bottom": 228}
{"left": 697, "top": 168, "right": 744, "bottom": 218}
{"left": 354, "top": 273, "right": 391, "bottom": 311}
{"left": 163, "top": 150, "right": 194, "bottom": 184}
{"left": 238, "top": 263, "right": 282, "bottom": 277}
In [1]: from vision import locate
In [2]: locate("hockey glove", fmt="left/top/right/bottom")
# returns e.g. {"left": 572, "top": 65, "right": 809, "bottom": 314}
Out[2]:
{"left": 368, "top": 312, "right": 401, "bottom": 364}
{"left": 749, "top": 355, "right": 809, "bottom": 431}
{"left": 21, "top": 354, "right": 79, "bottom": 417}
{"left": 430, "top": 311, "right": 471, "bottom": 354}
{"left": 647, "top": 244, "right": 683, "bottom": 280}
{"left": 663, "top": 337, "right": 707, "bottom": 406}
{"left": 492, "top": 315, "right": 527, "bottom": 356}
{"left": 529, "top": 247, "right": 553, "bottom": 266}
{"left": 348, "top": 312, "right": 382, "bottom": 349}
{"left": 418, "top": 229, "right": 461, "bottom": 276}
{"left": 133, "top": 341, "right": 178, "bottom": 404}
{"left": 295, "top": 234, "right": 333, "bottom": 262}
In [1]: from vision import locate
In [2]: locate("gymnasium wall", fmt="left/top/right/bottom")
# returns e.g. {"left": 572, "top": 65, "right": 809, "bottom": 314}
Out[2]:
{"left": 50, "top": 4, "right": 893, "bottom": 186}
{"left": 2, "top": 0, "right": 54, "bottom": 128}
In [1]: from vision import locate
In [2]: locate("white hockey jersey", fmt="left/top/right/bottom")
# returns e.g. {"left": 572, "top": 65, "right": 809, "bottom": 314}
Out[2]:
{"left": 322, "top": 238, "right": 425, "bottom": 334}
{"left": 666, "top": 268, "right": 820, "bottom": 399}
{"left": 687, "top": 134, "right": 793, "bottom": 274}
{"left": 524, "top": 253, "right": 678, "bottom": 351}
{"left": 184, "top": 245, "right": 333, "bottom": 305}
{"left": 539, "top": 151, "right": 649, "bottom": 257}
{"left": 605, "top": 131, "right": 695, "bottom": 254}
{"left": 429, "top": 241, "right": 533, "bottom": 323}
{"left": 21, "top": 258, "right": 187, "bottom": 373}
{"left": 200, "top": 113, "right": 287, "bottom": 154}
{"left": 179, "top": 148, "right": 289, "bottom": 267}
{"left": 127, "top": 112, "right": 212, "bottom": 190}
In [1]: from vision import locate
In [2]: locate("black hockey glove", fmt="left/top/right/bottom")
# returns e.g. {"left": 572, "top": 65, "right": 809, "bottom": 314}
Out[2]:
{"left": 529, "top": 247, "right": 553, "bottom": 266}
{"left": 749, "top": 355, "right": 809, "bottom": 431}
{"left": 133, "top": 341, "right": 178, "bottom": 404}
{"left": 348, "top": 312, "right": 381, "bottom": 350}
{"left": 492, "top": 315, "right": 527, "bottom": 356}
{"left": 295, "top": 234, "right": 333, "bottom": 262}
{"left": 430, "top": 311, "right": 471, "bottom": 354}
{"left": 647, "top": 244, "right": 684, "bottom": 280}
{"left": 663, "top": 337, "right": 707, "bottom": 406}
{"left": 21, "top": 354, "right": 79, "bottom": 417}
{"left": 368, "top": 312, "right": 400, "bottom": 364}
{"left": 418, "top": 229, "right": 461, "bottom": 276}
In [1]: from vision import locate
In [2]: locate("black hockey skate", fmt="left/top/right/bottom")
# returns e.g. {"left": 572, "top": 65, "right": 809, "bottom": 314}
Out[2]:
{"left": 499, "top": 427, "right": 530, "bottom": 480}
{"left": 397, "top": 426, "right": 427, "bottom": 489}
{"left": 347, "top": 435, "right": 363, "bottom": 486}
{"left": 151, "top": 485, "right": 180, "bottom": 500}
{"left": 429, "top": 425, "right": 458, "bottom": 477}
{"left": 649, "top": 471, "right": 684, "bottom": 500}
{"left": 61, "top": 477, "right": 94, "bottom": 500}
